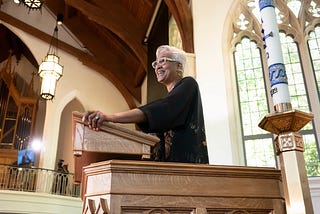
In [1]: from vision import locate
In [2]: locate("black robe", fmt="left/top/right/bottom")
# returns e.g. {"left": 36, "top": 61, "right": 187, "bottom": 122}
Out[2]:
{"left": 138, "top": 77, "right": 209, "bottom": 164}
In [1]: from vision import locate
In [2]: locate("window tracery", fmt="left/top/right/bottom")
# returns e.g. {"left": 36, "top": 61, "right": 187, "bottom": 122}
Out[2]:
{"left": 231, "top": 0, "right": 320, "bottom": 176}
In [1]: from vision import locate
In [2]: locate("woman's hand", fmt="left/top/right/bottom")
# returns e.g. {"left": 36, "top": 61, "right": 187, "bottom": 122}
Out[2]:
{"left": 82, "top": 111, "right": 106, "bottom": 131}
{"left": 81, "top": 108, "right": 146, "bottom": 131}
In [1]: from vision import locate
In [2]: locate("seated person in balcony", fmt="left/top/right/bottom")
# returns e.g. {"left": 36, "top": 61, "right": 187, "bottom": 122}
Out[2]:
{"left": 22, "top": 150, "right": 32, "bottom": 164}
{"left": 82, "top": 45, "right": 209, "bottom": 164}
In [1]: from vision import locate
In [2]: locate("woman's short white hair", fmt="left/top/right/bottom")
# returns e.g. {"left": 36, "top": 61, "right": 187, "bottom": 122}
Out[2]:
{"left": 156, "top": 45, "right": 186, "bottom": 72}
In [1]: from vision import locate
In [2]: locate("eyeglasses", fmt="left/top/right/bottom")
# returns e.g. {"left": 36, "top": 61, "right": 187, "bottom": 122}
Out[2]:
{"left": 151, "top": 57, "right": 177, "bottom": 69}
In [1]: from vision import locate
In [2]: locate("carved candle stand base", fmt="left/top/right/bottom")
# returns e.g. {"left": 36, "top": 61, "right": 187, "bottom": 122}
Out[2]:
{"left": 259, "top": 109, "right": 314, "bottom": 214}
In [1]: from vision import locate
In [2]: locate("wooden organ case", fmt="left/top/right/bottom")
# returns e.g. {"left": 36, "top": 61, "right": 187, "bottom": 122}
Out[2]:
{"left": 0, "top": 56, "right": 38, "bottom": 165}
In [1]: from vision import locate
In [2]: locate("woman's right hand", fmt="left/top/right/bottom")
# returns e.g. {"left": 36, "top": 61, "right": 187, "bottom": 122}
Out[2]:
{"left": 82, "top": 111, "right": 106, "bottom": 131}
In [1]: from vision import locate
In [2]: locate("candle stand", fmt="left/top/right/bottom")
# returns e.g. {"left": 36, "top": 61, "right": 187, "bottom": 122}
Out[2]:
{"left": 259, "top": 109, "right": 314, "bottom": 213}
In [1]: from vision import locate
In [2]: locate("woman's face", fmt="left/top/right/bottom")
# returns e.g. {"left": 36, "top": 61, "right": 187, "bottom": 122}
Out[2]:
{"left": 154, "top": 51, "right": 180, "bottom": 85}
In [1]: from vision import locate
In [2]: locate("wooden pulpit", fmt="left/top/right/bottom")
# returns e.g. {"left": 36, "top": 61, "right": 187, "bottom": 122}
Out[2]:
{"left": 73, "top": 111, "right": 285, "bottom": 213}
{"left": 72, "top": 111, "right": 159, "bottom": 183}
{"left": 81, "top": 160, "right": 286, "bottom": 213}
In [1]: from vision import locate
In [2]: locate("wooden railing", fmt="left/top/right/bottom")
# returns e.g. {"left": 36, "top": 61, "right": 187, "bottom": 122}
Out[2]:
{"left": 0, "top": 164, "right": 80, "bottom": 197}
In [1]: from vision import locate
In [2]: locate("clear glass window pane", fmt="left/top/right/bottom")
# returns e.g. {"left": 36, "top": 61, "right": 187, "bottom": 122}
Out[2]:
{"left": 304, "top": 134, "right": 320, "bottom": 176}
{"left": 245, "top": 138, "right": 276, "bottom": 167}
{"left": 234, "top": 37, "right": 275, "bottom": 167}
{"left": 280, "top": 32, "right": 319, "bottom": 176}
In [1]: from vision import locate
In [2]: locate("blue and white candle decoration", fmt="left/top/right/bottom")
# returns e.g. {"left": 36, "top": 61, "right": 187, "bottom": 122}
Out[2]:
{"left": 259, "top": 0, "right": 291, "bottom": 112}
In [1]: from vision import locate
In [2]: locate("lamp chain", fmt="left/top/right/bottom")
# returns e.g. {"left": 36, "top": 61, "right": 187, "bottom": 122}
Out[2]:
{"left": 47, "top": 26, "right": 59, "bottom": 56}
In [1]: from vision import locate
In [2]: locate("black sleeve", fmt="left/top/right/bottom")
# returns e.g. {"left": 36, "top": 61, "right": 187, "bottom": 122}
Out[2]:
{"left": 137, "top": 77, "right": 198, "bottom": 133}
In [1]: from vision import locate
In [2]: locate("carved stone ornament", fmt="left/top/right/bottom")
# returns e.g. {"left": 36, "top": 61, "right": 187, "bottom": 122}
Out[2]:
{"left": 275, "top": 132, "right": 304, "bottom": 154}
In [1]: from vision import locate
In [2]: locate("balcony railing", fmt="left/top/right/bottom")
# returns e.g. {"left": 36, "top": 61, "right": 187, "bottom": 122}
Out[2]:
{"left": 0, "top": 164, "right": 80, "bottom": 197}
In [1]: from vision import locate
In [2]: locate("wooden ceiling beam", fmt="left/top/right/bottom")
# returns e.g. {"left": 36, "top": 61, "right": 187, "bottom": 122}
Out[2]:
{"left": 46, "top": 0, "right": 145, "bottom": 100}
{"left": 164, "top": 0, "right": 194, "bottom": 53}
{"left": 0, "top": 11, "right": 137, "bottom": 108}
{"left": 95, "top": 24, "right": 146, "bottom": 87}
{"left": 63, "top": 15, "right": 143, "bottom": 100}
{"left": 65, "top": 0, "right": 148, "bottom": 71}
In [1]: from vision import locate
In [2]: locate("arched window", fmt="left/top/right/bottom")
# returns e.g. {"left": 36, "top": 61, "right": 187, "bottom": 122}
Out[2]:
{"left": 309, "top": 26, "right": 320, "bottom": 107}
{"left": 231, "top": 0, "right": 320, "bottom": 176}
{"left": 234, "top": 37, "right": 275, "bottom": 167}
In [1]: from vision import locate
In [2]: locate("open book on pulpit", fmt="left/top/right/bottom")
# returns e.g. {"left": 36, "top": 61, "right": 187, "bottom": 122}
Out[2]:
{"left": 72, "top": 111, "right": 159, "bottom": 183}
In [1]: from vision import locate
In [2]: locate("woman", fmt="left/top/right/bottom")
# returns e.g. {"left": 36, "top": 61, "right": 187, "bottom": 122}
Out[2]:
{"left": 82, "top": 45, "right": 209, "bottom": 163}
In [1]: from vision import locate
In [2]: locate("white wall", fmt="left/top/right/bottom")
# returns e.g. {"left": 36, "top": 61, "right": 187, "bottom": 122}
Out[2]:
{"left": 192, "top": 0, "right": 236, "bottom": 165}
{"left": 0, "top": 190, "right": 82, "bottom": 214}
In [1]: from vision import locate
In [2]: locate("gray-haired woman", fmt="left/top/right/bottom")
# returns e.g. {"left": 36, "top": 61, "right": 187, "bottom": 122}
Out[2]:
{"left": 83, "top": 45, "right": 209, "bottom": 164}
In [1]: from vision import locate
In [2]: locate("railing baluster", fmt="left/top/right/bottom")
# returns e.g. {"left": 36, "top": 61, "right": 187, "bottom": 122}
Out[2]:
{"left": 0, "top": 164, "right": 79, "bottom": 197}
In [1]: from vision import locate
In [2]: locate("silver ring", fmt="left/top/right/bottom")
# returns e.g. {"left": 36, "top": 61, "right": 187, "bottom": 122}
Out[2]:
{"left": 95, "top": 116, "right": 99, "bottom": 120}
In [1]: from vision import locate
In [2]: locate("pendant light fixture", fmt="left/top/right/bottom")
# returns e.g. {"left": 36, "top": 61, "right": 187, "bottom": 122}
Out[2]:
{"left": 38, "top": 14, "right": 64, "bottom": 100}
